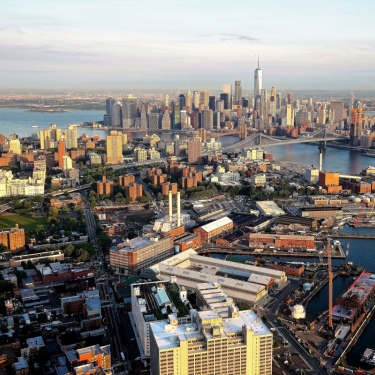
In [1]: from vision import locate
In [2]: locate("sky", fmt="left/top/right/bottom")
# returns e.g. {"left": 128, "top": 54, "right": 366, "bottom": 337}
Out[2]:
{"left": 1, "top": 0, "right": 375, "bottom": 92}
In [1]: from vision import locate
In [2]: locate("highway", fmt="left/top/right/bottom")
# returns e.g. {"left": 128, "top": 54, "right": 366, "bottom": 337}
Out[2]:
{"left": 83, "top": 203, "right": 126, "bottom": 368}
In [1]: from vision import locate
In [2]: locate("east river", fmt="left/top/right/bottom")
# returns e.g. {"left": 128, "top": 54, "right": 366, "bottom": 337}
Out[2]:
{"left": 2, "top": 107, "right": 375, "bottom": 366}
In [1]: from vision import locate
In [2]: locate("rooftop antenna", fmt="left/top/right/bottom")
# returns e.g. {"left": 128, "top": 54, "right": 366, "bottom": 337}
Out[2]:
{"left": 258, "top": 55, "right": 260, "bottom": 69}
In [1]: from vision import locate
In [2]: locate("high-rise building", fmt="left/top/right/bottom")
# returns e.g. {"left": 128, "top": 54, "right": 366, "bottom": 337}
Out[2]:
{"left": 220, "top": 93, "right": 229, "bottom": 110}
{"left": 216, "top": 100, "right": 224, "bottom": 112}
{"left": 172, "top": 102, "right": 180, "bottom": 129}
{"left": 49, "top": 124, "right": 62, "bottom": 143}
{"left": 9, "top": 139, "right": 21, "bottom": 155}
{"left": 260, "top": 89, "right": 268, "bottom": 121}
{"left": 287, "top": 92, "right": 292, "bottom": 105}
{"left": 202, "top": 109, "right": 213, "bottom": 130}
{"left": 199, "top": 90, "right": 209, "bottom": 107}
{"left": 0, "top": 225, "right": 25, "bottom": 251}
{"left": 269, "top": 86, "right": 277, "bottom": 117}
{"left": 161, "top": 110, "right": 171, "bottom": 129}
{"left": 254, "top": 59, "right": 262, "bottom": 109}
{"left": 330, "top": 101, "right": 345, "bottom": 123}
{"left": 105, "top": 97, "right": 115, "bottom": 126}
{"left": 65, "top": 125, "right": 78, "bottom": 149}
{"left": 185, "top": 90, "right": 192, "bottom": 109}
{"left": 122, "top": 95, "right": 138, "bottom": 128}
{"left": 208, "top": 96, "right": 215, "bottom": 111}
{"left": 113, "top": 102, "right": 122, "bottom": 127}
{"left": 39, "top": 129, "right": 51, "bottom": 150}
{"left": 223, "top": 84, "right": 232, "bottom": 109}
{"left": 286, "top": 104, "right": 294, "bottom": 126}
{"left": 140, "top": 103, "right": 148, "bottom": 129}
{"left": 276, "top": 93, "right": 281, "bottom": 110}
{"left": 187, "top": 137, "right": 202, "bottom": 163}
{"left": 106, "top": 131, "right": 123, "bottom": 165}
{"left": 192, "top": 91, "right": 199, "bottom": 109}
{"left": 58, "top": 140, "right": 65, "bottom": 168}
{"left": 234, "top": 80, "right": 242, "bottom": 105}
{"left": 178, "top": 94, "right": 186, "bottom": 109}
{"left": 165, "top": 93, "right": 169, "bottom": 107}
{"left": 134, "top": 147, "right": 147, "bottom": 162}
{"left": 149, "top": 306, "right": 273, "bottom": 375}
{"left": 148, "top": 113, "right": 162, "bottom": 130}
{"left": 63, "top": 155, "right": 72, "bottom": 171}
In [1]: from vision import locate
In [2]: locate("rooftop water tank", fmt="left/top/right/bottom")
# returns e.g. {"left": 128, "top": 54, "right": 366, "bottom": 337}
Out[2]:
{"left": 303, "top": 283, "right": 312, "bottom": 291}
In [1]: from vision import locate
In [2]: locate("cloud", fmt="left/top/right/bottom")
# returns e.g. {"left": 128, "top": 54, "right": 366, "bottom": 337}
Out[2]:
{"left": 199, "top": 33, "right": 259, "bottom": 43}
{"left": 41, "top": 50, "right": 97, "bottom": 57}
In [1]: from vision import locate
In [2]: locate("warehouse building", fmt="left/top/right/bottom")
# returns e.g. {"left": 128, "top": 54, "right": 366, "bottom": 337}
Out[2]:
{"left": 193, "top": 217, "right": 233, "bottom": 243}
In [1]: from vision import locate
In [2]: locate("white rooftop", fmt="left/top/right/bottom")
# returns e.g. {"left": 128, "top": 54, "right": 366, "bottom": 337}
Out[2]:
{"left": 199, "top": 216, "right": 233, "bottom": 233}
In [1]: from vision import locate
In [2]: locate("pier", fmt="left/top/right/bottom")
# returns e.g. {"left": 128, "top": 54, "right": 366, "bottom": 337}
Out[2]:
{"left": 330, "top": 233, "right": 375, "bottom": 239}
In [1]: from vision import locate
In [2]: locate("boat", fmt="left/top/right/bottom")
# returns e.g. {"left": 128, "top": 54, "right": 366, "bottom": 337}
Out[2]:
{"left": 31, "top": 125, "right": 38, "bottom": 128}
{"left": 362, "top": 152, "right": 375, "bottom": 157}
{"left": 361, "top": 348, "right": 375, "bottom": 365}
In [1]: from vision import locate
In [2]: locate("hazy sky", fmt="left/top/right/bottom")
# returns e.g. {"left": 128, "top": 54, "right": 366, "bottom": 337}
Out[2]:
{"left": 1, "top": 0, "right": 375, "bottom": 91}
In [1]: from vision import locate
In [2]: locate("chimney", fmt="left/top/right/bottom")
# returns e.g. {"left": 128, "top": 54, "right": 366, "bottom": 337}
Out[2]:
{"left": 319, "top": 148, "right": 323, "bottom": 172}
{"left": 169, "top": 190, "right": 173, "bottom": 223}
{"left": 177, "top": 191, "right": 181, "bottom": 227}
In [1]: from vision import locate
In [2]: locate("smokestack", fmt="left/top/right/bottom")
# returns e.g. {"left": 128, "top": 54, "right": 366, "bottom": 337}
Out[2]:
{"left": 319, "top": 148, "right": 323, "bottom": 172}
{"left": 177, "top": 191, "right": 181, "bottom": 227}
{"left": 168, "top": 190, "right": 173, "bottom": 223}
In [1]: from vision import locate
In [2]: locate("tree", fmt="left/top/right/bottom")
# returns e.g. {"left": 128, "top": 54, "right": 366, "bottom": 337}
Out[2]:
{"left": 48, "top": 206, "right": 59, "bottom": 217}
{"left": 156, "top": 193, "right": 164, "bottom": 201}
{"left": 98, "top": 233, "right": 112, "bottom": 248}
{"left": 64, "top": 244, "right": 75, "bottom": 256}
{"left": 61, "top": 206, "right": 69, "bottom": 213}
{"left": 76, "top": 249, "right": 90, "bottom": 262}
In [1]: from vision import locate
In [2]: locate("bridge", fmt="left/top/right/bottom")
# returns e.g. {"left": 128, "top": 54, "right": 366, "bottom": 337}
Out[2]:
{"left": 222, "top": 128, "right": 349, "bottom": 152}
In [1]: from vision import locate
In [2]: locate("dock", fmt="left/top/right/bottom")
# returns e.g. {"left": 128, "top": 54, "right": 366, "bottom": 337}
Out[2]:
{"left": 330, "top": 234, "right": 375, "bottom": 239}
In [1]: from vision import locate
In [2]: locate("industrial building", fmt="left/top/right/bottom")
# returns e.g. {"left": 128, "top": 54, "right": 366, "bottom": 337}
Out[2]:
{"left": 131, "top": 280, "right": 194, "bottom": 357}
{"left": 248, "top": 233, "right": 315, "bottom": 250}
{"left": 255, "top": 201, "right": 285, "bottom": 217}
{"left": 193, "top": 216, "right": 233, "bottom": 243}
{"left": 109, "top": 236, "right": 174, "bottom": 275}
{"left": 146, "top": 249, "right": 287, "bottom": 304}
{"left": 149, "top": 307, "right": 272, "bottom": 375}
{"left": 298, "top": 206, "right": 343, "bottom": 220}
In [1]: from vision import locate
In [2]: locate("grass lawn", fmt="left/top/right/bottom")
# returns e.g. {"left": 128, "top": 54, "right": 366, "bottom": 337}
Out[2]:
{"left": 0, "top": 214, "right": 48, "bottom": 232}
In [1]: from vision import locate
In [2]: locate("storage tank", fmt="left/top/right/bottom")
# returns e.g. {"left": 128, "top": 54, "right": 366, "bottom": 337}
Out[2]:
{"left": 174, "top": 245, "right": 180, "bottom": 254}
{"left": 362, "top": 197, "right": 370, "bottom": 203}
{"left": 303, "top": 283, "right": 312, "bottom": 291}
{"left": 353, "top": 197, "right": 361, "bottom": 203}
{"left": 291, "top": 304, "right": 306, "bottom": 319}
{"left": 349, "top": 196, "right": 356, "bottom": 201}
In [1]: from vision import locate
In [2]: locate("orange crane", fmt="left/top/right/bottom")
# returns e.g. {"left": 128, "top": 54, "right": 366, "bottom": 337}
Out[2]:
{"left": 328, "top": 238, "right": 333, "bottom": 329}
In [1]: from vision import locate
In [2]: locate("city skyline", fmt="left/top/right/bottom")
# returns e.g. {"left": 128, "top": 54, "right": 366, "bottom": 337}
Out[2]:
{"left": 1, "top": 0, "right": 375, "bottom": 91}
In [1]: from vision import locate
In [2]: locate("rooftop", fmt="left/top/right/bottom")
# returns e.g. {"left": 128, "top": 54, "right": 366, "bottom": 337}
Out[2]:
{"left": 110, "top": 236, "right": 170, "bottom": 253}
{"left": 199, "top": 216, "right": 233, "bottom": 233}
{"left": 150, "top": 309, "right": 271, "bottom": 350}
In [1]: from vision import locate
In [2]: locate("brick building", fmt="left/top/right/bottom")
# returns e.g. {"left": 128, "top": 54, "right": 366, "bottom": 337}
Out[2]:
{"left": 173, "top": 233, "right": 201, "bottom": 252}
{"left": 35, "top": 262, "right": 93, "bottom": 284}
{"left": 109, "top": 236, "right": 174, "bottom": 275}
{"left": 118, "top": 174, "right": 135, "bottom": 186}
{"left": 96, "top": 176, "right": 114, "bottom": 196}
{"left": 273, "top": 262, "right": 305, "bottom": 277}
{"left": 248, "top": 234, "right": 315, "bottom": 249}
{"left": 161, "top": 182, "right": 178, "bottom": 196}
{"left": 0, "top": 225, "right": 25, "bottom": 251}
{"left": 193, "top": 217, "right": 233, "bottom": 243}
{"left": 125, "top": 183, "right": 142, "bottom": 201}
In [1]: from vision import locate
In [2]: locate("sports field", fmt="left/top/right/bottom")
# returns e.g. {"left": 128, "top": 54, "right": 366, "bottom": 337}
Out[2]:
{"left": 0, "top": 214, "right": 47, "bottom": 232}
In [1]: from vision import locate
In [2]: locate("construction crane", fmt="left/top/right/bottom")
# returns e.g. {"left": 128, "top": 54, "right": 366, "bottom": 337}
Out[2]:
{"left": 353, "top": 201, "right": 367, "bottom": 225}
{"left": 328, "top": 238, "right": 333, "bottom": 329}
{"left": 367, "top": 204, "right": 375, "bottom": 218}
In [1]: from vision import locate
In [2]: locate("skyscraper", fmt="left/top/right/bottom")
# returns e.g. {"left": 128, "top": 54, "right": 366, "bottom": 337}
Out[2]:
{"left": 202, "top": 109, "right": 213, "bottom": 130}
{"left": 105, "top": 97, "right": 115, "bottom": 125}
{"left": 269, "top": 86, "right": 277, "bottom": 117}
{"left": 254, "top": 58, "right": 262, "bottom": 109}
{"left": 165, "top": 93, "right": 169, "bottom": 107}
{"left": 330, "top": 101, "right": 345, "bottom": 123}
{"left": 39, "top": 129, "right": 51, "bottom": 150}
{"left": 172, "top": 102, "right": 180, "bottom": 129}
{"left": 187, "top": 137, "right": 202, "bottom": 163}
{"left": 234, "top": 80, "right": 242, "bottom": 105}
{"left": 49, "top": 123, "right": 62, "bottom": 143}
{"left": 106, "top": 131, "right": 123, "bottom": 165}
{"left": 209, "top": 95, "right": 216, "bottom": 111}
{"left": 113, "top": 102, "right": 122, "bottom": 127}
{"left": 185, "top": 90, "right": 192, "bottom": 109}
{"left": 140, "top": 103, "right": 148, "bottom": 129}
{"left": 223, "top": 84, "right": 232, "bottom": 108}
{"left": 178, "top": 94, "right": 186, "bottom": 109}
{"left": 65, "top": 125, "right": 78, "bottom": 149}
{"left": 192, "top": 91, "right": 199, "bottom": 109}
{"left": 276, "top": 93, "right": 281, "bottom": 110}
{"left": 220, "top": 93, "right": 229, "bottom": 110}
{"left": 122, "top": 95, "right": 138, "bottom": 128}
{"left": 260, "top": 89, "right": 268, "bottom": 122}
{"left": 199, "top": 90, "right": 209, "bottom": 107}
{"left": 161, "top": 110, "right": 171, "bottom": 129}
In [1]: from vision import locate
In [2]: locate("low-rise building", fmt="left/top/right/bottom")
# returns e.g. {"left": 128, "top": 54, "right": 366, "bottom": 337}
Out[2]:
{"left": 13, "top": 357, "right": 29, "bottom": 375}
{"left": 20, "top": 336, "right": 45, "bottom": 359}
{"left": 193, "top": 217, "right": 233, "bottom": 243}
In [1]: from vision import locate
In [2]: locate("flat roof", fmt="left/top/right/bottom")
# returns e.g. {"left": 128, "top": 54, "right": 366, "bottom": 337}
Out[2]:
{"left": 199, "top": 217, "right": 233, "bottom": 233}
{"left": 150, "top": 309, "right": 271, "bottom": 350}
{"left": 255, "top": 201, "right": 285, "bottom": 216}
